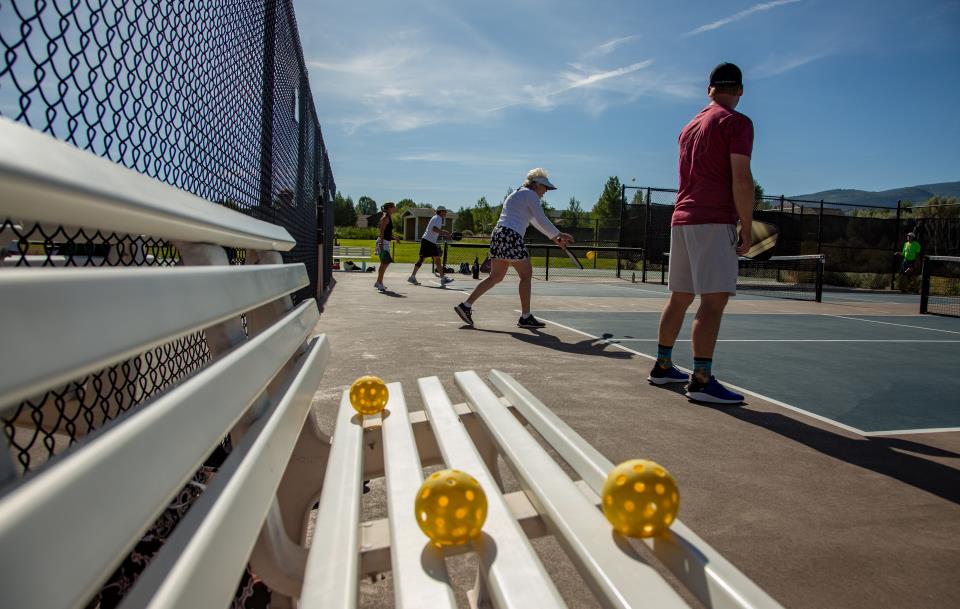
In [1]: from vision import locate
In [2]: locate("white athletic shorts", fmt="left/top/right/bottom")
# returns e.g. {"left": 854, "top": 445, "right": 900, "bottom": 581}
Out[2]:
{"left": 667, "top": 224, "right": 738, "bottom": 295}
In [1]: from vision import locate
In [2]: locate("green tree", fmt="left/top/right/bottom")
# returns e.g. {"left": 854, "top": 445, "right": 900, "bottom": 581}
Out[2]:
{"left": 753, "top": 180, "right": 772, "bottom": 209}
{"left": 356, "top": 195, "right": 377, "bottom": 215}
{"left": 560, "top": 196, "right": 585, "bottom": 228}
{"left": 630, "top": 190, "right": 643, "bottom": 206}
{"left": 454, "top": 207, "right": 475, "bottom": 232}
{"left": 333, "top": 191, "right": 358, "bottom": 226}
{"left": 592, "top": 176, "right": 622, "bottom": 221}
{"left": 916, "top": 195, "right": 960, "bottom": 218}
{"left": 473, "top": 197, "right": 493, "bottom": 233}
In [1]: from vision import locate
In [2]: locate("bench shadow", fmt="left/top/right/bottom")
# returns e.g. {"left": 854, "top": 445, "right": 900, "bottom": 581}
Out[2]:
{"left": 464, "top": 328, "right": 632, "bottom": 359}
{"left": 702, "top": 405, "right": 960, "bottom": 505}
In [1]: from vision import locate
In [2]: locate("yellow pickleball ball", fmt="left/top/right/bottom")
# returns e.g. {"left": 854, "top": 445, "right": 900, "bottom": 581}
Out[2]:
{"left": 349, "top": 375, "right": 389, "bottom": 416}
{"left": 414, "top": 469, "right": 488, "bottom": 546}
{"left": 586, "top": 250, "right": 596, "bottom": 260}
{"left": 601, "top": 459, "right": 679, "bottom": 538}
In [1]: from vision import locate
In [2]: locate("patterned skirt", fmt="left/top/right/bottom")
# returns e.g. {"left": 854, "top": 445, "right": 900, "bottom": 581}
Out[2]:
{"left": 489, "top": 226, "right": 529, "bottom": 260}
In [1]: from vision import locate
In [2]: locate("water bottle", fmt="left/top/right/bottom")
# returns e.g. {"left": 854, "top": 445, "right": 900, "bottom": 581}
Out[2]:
{"left": 472, "top": 256, "right": 480, "bottom": 279}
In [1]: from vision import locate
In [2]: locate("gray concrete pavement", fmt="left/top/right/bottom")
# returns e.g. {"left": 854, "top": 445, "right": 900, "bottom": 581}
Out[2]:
{"left": 312, "top": 268, "right": 960, "bottom": 609}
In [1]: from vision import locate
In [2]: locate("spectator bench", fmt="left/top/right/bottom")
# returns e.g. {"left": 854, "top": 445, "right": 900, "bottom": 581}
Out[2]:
{"left": 332, "top": 245, "right": 370, "bottom": 270}
{"left": 0, "top": 117, "right": 784, "bottom": 609}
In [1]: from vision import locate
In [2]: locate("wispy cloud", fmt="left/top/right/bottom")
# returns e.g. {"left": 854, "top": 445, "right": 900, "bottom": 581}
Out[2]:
{"left": 308, "top": 28, "right": 677, "bottom": 132}
{"left": 753, "top": 52, "right": 829, "bottom": 78}
{"left": 584, "top": 35, "right": 642, "bottom": 58}
{"left": 684, "top": 0, "right": 801, "bottom": 37}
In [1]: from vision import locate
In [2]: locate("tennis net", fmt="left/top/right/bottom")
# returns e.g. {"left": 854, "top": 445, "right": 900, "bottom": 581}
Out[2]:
{"left": 661, "top": 254, "right": 825, "bottom": 302}
{"left": 920, "top": 256, "right": 960, "bottom": 317}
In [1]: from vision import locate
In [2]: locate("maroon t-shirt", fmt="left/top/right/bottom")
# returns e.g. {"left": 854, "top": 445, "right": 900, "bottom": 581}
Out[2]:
{"left": 673, "top": 102, "right": 753, "bottom": 226}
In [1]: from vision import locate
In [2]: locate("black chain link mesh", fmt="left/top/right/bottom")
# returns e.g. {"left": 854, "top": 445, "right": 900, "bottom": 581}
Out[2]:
{"left": 620, "top": 186, "right": 960, "bottom": 288}
{"left": 1, "top": 0, "right": 334, "bottom": 474}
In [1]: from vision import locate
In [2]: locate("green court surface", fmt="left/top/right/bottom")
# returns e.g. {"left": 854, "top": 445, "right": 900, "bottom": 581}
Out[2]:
{"left": 532, "top": 309, "right": 960, "bottom": 434}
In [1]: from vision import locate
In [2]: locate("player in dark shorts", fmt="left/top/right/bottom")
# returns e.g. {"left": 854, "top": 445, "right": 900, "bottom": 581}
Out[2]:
{"left": 374, "top": 202, "right": 398, "bottom": 292}
{"left": 409, "top": 206, "right": 453, "bottom": 286}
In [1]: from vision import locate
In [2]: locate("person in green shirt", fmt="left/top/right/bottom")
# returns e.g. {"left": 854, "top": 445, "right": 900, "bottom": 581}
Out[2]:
{"left": 896, "top": 232, "right": 921, "bottom": 275}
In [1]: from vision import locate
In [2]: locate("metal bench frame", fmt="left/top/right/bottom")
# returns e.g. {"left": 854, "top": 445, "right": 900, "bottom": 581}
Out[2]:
{"left": 0, "top": 117, "right": 784, "bottom": 609}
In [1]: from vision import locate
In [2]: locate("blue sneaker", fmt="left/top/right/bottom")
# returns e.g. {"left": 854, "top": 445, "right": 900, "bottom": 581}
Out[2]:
{"left": 647, "top": 364, "right": 689, "bottom": 385}
{"left": 685, "top": 376, "right": 744, "bottom": 404}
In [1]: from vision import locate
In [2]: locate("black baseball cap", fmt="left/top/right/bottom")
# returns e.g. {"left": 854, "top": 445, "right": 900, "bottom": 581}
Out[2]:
{"left": 709, "top": 62, "right": 743, "bottom": 87}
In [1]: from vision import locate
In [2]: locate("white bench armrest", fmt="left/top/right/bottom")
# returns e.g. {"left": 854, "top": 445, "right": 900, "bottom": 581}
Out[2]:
{"left": 117, "top": 336, "right": 331, "bottom": 609}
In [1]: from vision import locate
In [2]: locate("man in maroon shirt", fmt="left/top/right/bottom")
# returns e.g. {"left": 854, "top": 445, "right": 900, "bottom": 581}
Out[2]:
{"left": 647, "top": 63, "right": 754, "bottom": 404}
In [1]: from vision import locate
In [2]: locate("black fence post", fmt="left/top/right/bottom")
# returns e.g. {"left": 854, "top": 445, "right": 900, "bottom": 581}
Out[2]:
{"left": 258, "top": 0, "right": 277, "bottom": 216}
{"left": 618, "top": 185, "right": 626, "bottom": 248}
{"left": 779, "top": 194, "right": 784, "bottom": 213}
{"left": 545, "top": 247, "right": 550, "bottom": 282}
{"left": 642, "top": 187, "right": 651, "bottom": 283}
{"left": 817, "top": 200, "right": 824, "bottom": 255}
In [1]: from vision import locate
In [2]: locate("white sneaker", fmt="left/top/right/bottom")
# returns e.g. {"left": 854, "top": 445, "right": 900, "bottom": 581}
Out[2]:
{"left": 373, "top": 282, "right": 382, "bottom": 290}
{"left": 377, "top": 283, "right": 387, "bottom": 293}
{"left": 441, "top": 276, "right": 454, "bottom": 284}
{"left": 407, "top": 276, "right": 420, "bottom": 285}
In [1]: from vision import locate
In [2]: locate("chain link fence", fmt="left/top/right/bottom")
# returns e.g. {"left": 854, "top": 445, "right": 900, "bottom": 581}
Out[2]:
{"left": 2, "top": 0, "right": 334, "bottom": 474}
{"left": 621, "top": 186, "right": 960, "bottom": 289}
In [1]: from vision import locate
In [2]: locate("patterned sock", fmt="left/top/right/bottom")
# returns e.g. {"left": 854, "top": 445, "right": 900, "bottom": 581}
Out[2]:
{"left": 693, "top": 358, "right": 713, "bottom": 382}
{"left": 656, "top": 344, "right": 673, "bottom": 369}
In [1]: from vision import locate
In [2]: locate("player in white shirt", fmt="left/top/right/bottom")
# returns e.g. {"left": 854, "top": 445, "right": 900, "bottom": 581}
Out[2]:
{"left": 454, "top": 168, "right": 573, "bottom": 328}
{"left": 409, "top": 206, "right": 453, "bottom": 286}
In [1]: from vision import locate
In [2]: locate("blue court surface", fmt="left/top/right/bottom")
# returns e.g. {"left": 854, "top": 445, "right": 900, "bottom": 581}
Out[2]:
{"left": 532, "top": 308, "right": 960, "bottom": 435}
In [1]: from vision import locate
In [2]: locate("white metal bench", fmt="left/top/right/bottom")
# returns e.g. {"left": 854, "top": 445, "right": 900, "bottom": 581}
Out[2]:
{"left": 332, "top": 245, "right": 371, "bottom": 270}
{"left": 0, "top": 117, "right": 785, "bottom": 609}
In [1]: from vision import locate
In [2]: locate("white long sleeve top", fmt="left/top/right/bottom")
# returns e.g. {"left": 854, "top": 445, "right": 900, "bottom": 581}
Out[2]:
{"left": 495, "top": 187, "right": 561, "bottom": 240}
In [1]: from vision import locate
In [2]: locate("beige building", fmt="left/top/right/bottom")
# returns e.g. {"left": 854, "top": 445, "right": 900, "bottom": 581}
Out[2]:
{"left": 400, "top": 207, "right": 457, "bottom": 240}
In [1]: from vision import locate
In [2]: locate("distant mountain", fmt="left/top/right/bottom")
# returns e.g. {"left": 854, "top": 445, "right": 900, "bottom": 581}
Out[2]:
{"left": 789, "top": 181, "right": 960, "bottom": 208}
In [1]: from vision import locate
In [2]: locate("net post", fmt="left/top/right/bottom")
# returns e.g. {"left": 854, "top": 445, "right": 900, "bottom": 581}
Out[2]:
{"left": 545, "top": 247, "right": 550, "bottom": 282}
{"left": 919, "top": 256, "right": 930, "bottom": 314}
{"left": 661, "top": 252, "right": 667, "bottom": 285}
{"left": 616, "top": 249, "right": 621, "bottom": 279}
{"left": 893, "top": 200, "right": 902, "bottom": 290}
{"left": 816, "top": 255, "right": 825, "bottom": 302}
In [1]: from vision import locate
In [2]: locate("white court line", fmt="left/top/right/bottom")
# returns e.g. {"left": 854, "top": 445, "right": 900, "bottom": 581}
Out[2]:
{"left": 822, "top": 314, "right": 960, "bottom": 335}
{"left": 608, "top": 338, "right": 960, "bottom": 343}
{"left": 860, "top": 426, "right": 960, "bottom": 437}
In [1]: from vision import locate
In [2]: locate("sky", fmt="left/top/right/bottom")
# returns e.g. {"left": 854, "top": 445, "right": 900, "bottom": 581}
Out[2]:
{"left": 294, "top": 0, "right": 960, "bottom": 211}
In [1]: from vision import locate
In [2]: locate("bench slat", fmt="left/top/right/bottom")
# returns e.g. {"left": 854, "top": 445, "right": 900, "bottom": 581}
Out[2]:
{"left": 417, "top": 376, "right": 568, "bottom": 609}
{"left": 0, "top": 301, "right": 319, "bottom": 609}
{"left": 300, "top": 389, "right": 365, "bottom": 608}
{"left": 489, "top": 370, "right": 786, "bottom": 609}
{"left": 456, "top": 371, "right": 689, "bottom": 609}
{"left": 0, "top": 264, "right": 309, "bottom": 411}
{"left": 381, "top": 382, "right": 458, "bottom": 609}
{"left": 116, "top": 335, "right": 331, "bottom": 609}
{"left": 0, "top": 117, "right": 294, "bottom": 251}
